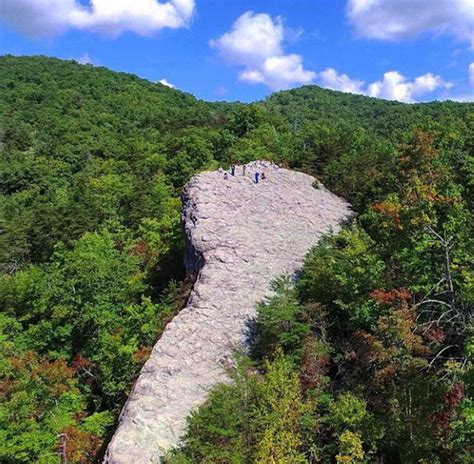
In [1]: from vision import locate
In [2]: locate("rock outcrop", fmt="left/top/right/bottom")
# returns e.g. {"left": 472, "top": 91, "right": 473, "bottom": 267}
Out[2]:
{"left": 104, "top": 164, "right": 351, "bottom": 463}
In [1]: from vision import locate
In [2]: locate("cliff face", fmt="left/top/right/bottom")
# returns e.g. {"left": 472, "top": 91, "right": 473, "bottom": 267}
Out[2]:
{"left": 104, "top": 164, "right": 351, "bottom": 463}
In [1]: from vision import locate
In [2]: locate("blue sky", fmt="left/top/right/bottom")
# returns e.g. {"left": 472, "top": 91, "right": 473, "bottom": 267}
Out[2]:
{"left": 1, "top": 0, "right": 473, "bottom": 103}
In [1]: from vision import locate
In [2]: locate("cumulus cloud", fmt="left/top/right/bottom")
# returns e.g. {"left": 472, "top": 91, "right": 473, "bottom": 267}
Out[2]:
{"left": 469, "top": 63, "right": 474, "bottom": 86}
{"left": 77, "top": 53, "right": 94, "bottom": 65}
{"left": 318, "top": 68, "right": 365, "bottom": 93}
{"left": 367, "top": 71, "right": 450, "bottom": 102}
{"left": 240, "top": 54, "right": 316, "bottom": 91}
{"left": 210, "top": 11, "right": 315, "bottom": 90}
{"left": 211, "top": 12, "right": 283, "bottom": 66}
{"left": 210, "top": 11, "right": 449, "bottom": 100}
{"left": 0, "top": 0, "right": 76, "bottom": 37}
{"left": 158, "top": 78, "right": 175, "bottom": 88}
{"left": 0, "top": 0, "right": 195, "bottom": 38}
{"left": 315, "top": 68, "right": 450, "bottom": 103}
{"left": 347, "top": 0, "right": 474, "bottom": 46}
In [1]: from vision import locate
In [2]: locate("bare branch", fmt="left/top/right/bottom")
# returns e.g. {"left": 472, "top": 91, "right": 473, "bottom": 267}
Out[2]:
{"left": 428, "top": 345, "right": 458, "bottom": 368}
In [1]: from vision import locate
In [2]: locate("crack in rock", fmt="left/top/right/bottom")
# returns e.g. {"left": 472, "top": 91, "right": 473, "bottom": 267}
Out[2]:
{"left": 104, "top": 164, "right": 351, "bottom": 463}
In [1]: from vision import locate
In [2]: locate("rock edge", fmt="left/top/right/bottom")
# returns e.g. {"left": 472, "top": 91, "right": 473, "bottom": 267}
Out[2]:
{"left": 104, "top": 164, "right": 351, "bottom": 463}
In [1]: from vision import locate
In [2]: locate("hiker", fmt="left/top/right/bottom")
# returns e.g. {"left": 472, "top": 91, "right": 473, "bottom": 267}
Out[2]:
{"left": 224, "top": 172, "right": 228, "bottom": 180}
{"left": 230, "top": 164, "right": 236, "bottom": 176}
{"left": 261, "top": 172, "right": 266, "bottom": 180}
{"left": 242, "top": 164, "right": 247, "bottom": 176}
{"left": 254, "top": 171, "right": 260, "bottom": 183}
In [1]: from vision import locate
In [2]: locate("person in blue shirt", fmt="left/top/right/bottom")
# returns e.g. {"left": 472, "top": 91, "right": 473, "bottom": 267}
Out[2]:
{"left": 254, "top": 171, "right": 260, "bottom": 183}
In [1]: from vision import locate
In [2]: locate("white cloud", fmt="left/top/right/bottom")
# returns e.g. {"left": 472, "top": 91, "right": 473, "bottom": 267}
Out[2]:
{"left": 210, "top": 11, "right": 449, "bottom": 100}
{"left": 211, "top": 12, "right": 283, "bottom": 67}
{"left": 318, "top": 68, "right": 365, "bottom": 93}
{"left": 158, "top": 78, "right": 175, "bottom": 88}
{"left": 77, "top": 52, "right": 94, "bottom": 65}
{"left": 0, "top": 0, "right": 195, "bottom": 38}
{"left": 347, "top": 0, "right": 474, "bottom": 46}
{"left": 315, "top": 68, "right": 450, "bottom": 103}
{"left": 367, "top": 71, "right": 450, "bottom": 102}
{"left": 240, "top": 54, "right": 315, "bottom": 90}
{"left": 469, "top": 63, "right": 474, "bottom": 86}
{"left": 0, "top": 0, "right": 77, "bottom": 37}
{"left": 210, "top": 11, "right": 315, "bottom": 90}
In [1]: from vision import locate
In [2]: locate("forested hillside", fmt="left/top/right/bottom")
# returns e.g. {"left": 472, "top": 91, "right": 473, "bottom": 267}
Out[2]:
{"left": 0, "top": 55, "right": 472, "bottom": 463}
{"left": 265, "top": 84, "right": 473, "bottom": 142}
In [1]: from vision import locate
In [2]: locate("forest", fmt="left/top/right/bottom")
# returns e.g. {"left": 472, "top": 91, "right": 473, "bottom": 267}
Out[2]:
{"left": 0, "top": 55, "right": 472, "bottom": 463}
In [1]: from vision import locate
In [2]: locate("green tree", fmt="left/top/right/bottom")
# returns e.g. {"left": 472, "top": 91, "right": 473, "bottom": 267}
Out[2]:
{"left": 254, "top": 353, "right": 307, "bottom": 464}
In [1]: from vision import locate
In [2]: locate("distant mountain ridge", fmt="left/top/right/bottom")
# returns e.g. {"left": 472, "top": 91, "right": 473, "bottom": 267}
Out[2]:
{"left": 2, "top": 55, "right": 472, "bottom": 142}
{"left": 264, "top": 84, "right": 473, "bottom": 141}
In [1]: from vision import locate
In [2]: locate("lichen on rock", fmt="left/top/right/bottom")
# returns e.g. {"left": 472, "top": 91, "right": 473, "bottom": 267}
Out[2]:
{"left": 104, "top": 163, "right": 351, "bottom": 463}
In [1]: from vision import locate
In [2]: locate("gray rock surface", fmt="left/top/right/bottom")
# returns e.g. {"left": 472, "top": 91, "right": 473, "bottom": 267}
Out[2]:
{"left": 104, "top": 163, "right": 351, "bottom": 463}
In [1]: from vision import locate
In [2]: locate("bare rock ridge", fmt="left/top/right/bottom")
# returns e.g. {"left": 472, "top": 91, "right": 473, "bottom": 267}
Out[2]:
{"left": 104, "top": 163, "right": 351, "bottom": 463}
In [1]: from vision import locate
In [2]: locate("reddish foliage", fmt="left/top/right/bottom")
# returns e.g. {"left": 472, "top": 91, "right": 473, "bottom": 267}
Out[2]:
{"left": 74, "top": 411, "right": 87, "bottom": 422}
{"left": 374, "top": 365, "right": 397, "bottom": 382}
{"left": 444, "top": 383, "right": 465, "bottom": 408}
{"left": 0, "top": 377, "right": 14, "bottom": 396}
{"left": 133, "top": 346, "right": 152, "bottom": 363}
{"left": 1, "top": 352, "right": 78, "bottom": 412}
{"left": 398, "top": 130, "right": 458, "bottom": 209}
{"left": 424, "top": 325, "right": 446, "bottom": 344}
{"left": 399, "top": 130, "right": 437, "bottom": 173}
{"left": 71, "top": 353, "right": 92, "bottom": 372}
{"left": 370, "top": 288, "right": 411, "bottom": 306}
{"left": 378, "top": 307, "right": 430, "bottom": 357}
{"left": 372, "top": 200, "right": 403, "bottom": 229}
{"left": 300, "top": 338, "right": 332, "bottom": 391}
{"left": 351, "top": 330, "right": 385, "bottom": 366}
{"left": 350, "top": 305, "right": 431, "bottom": 390}
{"left": 61, "top": 426, "right": 102, "bottom": 464}
{"left": 431, "top": 383, "right": 465, "bottom": 433}
{"left": 130, "top": 240, "right": 148, "bottom": 257}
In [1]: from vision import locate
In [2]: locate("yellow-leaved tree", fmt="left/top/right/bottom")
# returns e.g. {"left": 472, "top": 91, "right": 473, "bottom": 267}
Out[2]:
{"left": 255, "top": 351, "right": 308, "bottom": 464}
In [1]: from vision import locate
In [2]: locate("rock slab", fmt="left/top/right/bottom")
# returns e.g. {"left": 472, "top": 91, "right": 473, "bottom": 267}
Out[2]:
{"left": 104, "top": 164, "right": 351, "bottom": 463}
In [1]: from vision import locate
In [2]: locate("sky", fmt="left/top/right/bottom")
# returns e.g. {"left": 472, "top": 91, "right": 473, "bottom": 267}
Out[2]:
{"left": 0, "top": 0, "right": 473, "bottom": 103}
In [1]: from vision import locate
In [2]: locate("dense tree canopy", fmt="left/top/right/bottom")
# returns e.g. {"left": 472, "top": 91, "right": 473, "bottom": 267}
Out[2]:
{"left": 0, "top": 55, "right": 472, "bottom": 462}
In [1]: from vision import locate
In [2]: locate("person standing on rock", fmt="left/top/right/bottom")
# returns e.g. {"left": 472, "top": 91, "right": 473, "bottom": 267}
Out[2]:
{"left": 242, "top": 164, "right": 247, "bottom": 176}
{"left": 230, "top": 164, "right": 236, "bottom": 176}
{"left": 254, "top": 171, "right": 260, "bottom": 183}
